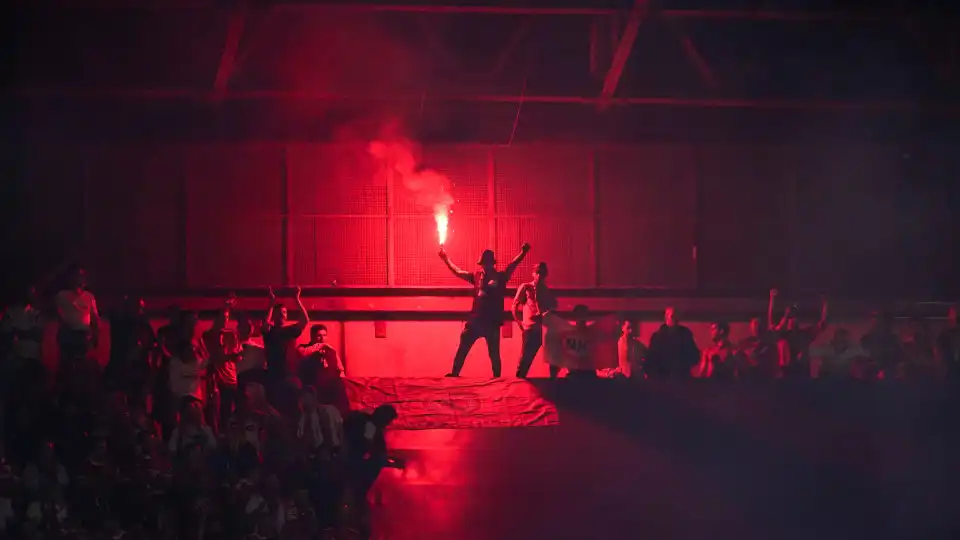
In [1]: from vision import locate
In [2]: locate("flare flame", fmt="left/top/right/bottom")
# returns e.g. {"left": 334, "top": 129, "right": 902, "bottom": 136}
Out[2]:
{"left": 369, "top": 138, "right": 454, "bottom": 245}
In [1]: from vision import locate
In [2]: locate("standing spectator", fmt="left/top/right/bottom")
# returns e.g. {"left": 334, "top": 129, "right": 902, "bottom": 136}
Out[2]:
{"left": 54, "top": 266, "right": 100, "bottom": 384}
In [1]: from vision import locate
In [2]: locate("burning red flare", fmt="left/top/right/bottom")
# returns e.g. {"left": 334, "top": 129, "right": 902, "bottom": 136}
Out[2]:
{"left": 435, "top": 207, "right": 449, "bottom": 245}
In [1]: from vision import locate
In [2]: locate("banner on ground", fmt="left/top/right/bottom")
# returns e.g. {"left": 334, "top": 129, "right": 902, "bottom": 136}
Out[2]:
{"left": 543, "top": 313, "right": 620, "bottom": 371}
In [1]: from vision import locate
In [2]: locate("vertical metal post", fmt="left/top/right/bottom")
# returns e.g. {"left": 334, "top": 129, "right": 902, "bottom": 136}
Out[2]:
{"left": 81, "top": 147, "right": 90, "bottom": 254}
{"left": 589, "top": 18, "right": 599, "bottom": 76}
{"left": 386, "top": 166, "right": 395, "bottom": 287}
{"left": 281, "top": 145, "right": 292, "bottom": 287}
{"left": 786, "top": 152, "right": 799, "bottom": 292}
{"left": 589, "top": 149, "right": 600, "bottom": 287}
{"left": 180, "top": 146, "right": 190, "bottom": 289}
{"left": 487, "top": 148, "right": 497, "bottom": 249}
{"left": 692, "top": 144, "right": 703, "bottom": 289}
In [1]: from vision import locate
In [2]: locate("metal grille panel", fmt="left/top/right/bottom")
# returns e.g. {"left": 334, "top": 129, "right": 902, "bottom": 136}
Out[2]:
{"left": 394, "top": 216, "right": 489, "bottom": 287}
{"left": 496, "top": 216, "right": 595, "bottom": 288}
{"left": 287, "top": 144, "right": 387, "bottom": 216}
{"left": 494, "top": 145, "right": 592, "bottom": 216}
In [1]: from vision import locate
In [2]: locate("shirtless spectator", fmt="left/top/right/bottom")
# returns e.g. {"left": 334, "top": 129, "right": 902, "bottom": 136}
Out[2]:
{"left": 769, "top": 289, "right": 828, "bottom": 379}
{"left": 696, "top": 321, "right": 745, "bottom": 379}
{"left": 737, "top": 317, "right": 777, "bottom": 379}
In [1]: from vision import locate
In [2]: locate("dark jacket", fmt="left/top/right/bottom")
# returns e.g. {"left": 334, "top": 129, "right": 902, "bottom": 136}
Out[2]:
{"left": 647, "top": 324, "right": 700, "bottom": 378}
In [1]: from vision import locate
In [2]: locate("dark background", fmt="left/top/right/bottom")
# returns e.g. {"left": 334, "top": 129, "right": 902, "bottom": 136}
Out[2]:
{"left": 4, "top": 0, "right": 959, "bottom": 299}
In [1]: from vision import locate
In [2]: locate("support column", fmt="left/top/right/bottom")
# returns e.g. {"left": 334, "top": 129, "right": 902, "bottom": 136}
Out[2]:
{"left": 281, "top": 145, "right": 292, "bottom": 286}
{"left": 487, "top": 148, "right": 497, "bottom": 249}
{"left": 386, "top": 167, "right": 396, "bottom": 287}
{"left": 589, "top": 149, "right": 600, "bottom": 287}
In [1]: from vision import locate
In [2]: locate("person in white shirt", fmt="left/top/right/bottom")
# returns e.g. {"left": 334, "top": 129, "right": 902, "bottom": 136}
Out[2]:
{"left": 168, "top": 311, "right": 210, "bottom": 405}
{"left": 235, "top": 314, "right": 267, "bottom": 404}
{"left": 1, "top": 286, "right": 45, "bottom": 390}
{"left": 296, "top": 387, "right": 343, "bottom": 457}
{"left": 168, "top": 398, "right": 217, "bottom": 457}
{"left": 512, "top": 262, "right": 558, "bottom": 378}
{"left": 812, "top": 327, "right": 866, "bottom": 379}
{"left": 203, "top": 302, "right": 241, "bottom": 433}
{"left": 615, "top": 319, "right": 648, "bottom": 379}
{"left": 54, "top": 266, "right": 99, "bottom": 372}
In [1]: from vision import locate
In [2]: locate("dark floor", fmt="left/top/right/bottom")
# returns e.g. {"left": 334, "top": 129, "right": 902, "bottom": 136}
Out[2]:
{"left": 363, "top": 381, "right": 960, "bottom": 540}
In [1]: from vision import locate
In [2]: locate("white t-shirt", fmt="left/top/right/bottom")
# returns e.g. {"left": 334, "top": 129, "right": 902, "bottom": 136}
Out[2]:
{"left": 543, "top": 313, "right": 620, "bottom": 371}
{"left": 55, "top": 289, "right": 99, "bottom": 331}
{"left": 169, "top": 356, "right": 209, "bottom": 399}
{"left": 812, "top": 344, "right": 866, "bottom": 377}
{"left": 237, "top": 338, "right": 267, "bottom": 374}
{"left": 1, "top": 305, "right": 43, "bottom": 360}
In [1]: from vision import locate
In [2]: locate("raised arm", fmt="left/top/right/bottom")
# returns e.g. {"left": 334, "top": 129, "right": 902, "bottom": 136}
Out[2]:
{"left": 816, "top": 294, "right": 829, "bottom": 331}
{"left": 89, "top": 294, "right": 101, "bottom": 348}
{"left": 696, "top": 349, "right": 711, "bottom": 378}
{"left": 503, "top": 243, "right": 531, "bottom": 281}
{"left": 438, "top": 249, "right": 473, "bottom": 283}
{"left": 767, "top": 288, "right": 780, "bottom": 331}
{"left": 263, "top": 287, "right": 277, "bottom": 331}
{"left": 293, "top": 286, "right": 309, "bottom": 331}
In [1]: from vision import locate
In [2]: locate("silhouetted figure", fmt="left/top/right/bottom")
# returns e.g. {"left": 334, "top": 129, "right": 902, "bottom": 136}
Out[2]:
{"left": 342, "top": 405, "right": 403, "bottom": 536}
{"left": 737, "top": 317, "right": 777, "bottom": 379}
{"left": 646, "top": 307, "right": 699, "bottom": 379}
{"left": 107, "top": 296, "right": 156, "bottom": 410}
{"left": 154, "top": 304, "right": 181, "bottom": 437}
{"left": 860, "top": 311, "right": 903, "bottom": 379}
{"left": 262, "top": 286, "right": 308, "bottom": 417}
{"left": 936, "top": 304, "right": 959, "bottom": 379}
{"left": 902, "top": 319, "right": 935, "bottom": 379}
{"left": 439, "top": 244, "right": 530, "bottom": 377}
{"left": 769, "top": 289, "right": 828, "bottom": 379}
{"left": 1, "top": 286, "right": 45, "bottom": 393}
{"left": 513, "top": 262, "right": 557, "bottom": 378}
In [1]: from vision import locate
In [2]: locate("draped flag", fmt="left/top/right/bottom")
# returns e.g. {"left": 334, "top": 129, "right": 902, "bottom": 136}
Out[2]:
{"left": 543, "top": 313, "right": 620, "bottom": 371}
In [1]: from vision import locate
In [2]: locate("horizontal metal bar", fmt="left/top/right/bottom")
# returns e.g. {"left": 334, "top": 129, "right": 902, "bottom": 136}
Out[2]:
{"left": 659, "top": 9, "right": 886, "bottom": 22}
{"left": 15, "top": 86, "right": 956, "bottom": 113}
{"left": 50, "top": 2, "right": 891, "bottom": 21}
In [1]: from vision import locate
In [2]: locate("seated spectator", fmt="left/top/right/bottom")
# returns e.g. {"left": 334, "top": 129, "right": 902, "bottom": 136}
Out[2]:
{"left": 168, "top": 399, "right": 217, "bottom": 459}
{"left": 22, "top": 442, "right": 69, "bottom": 497}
